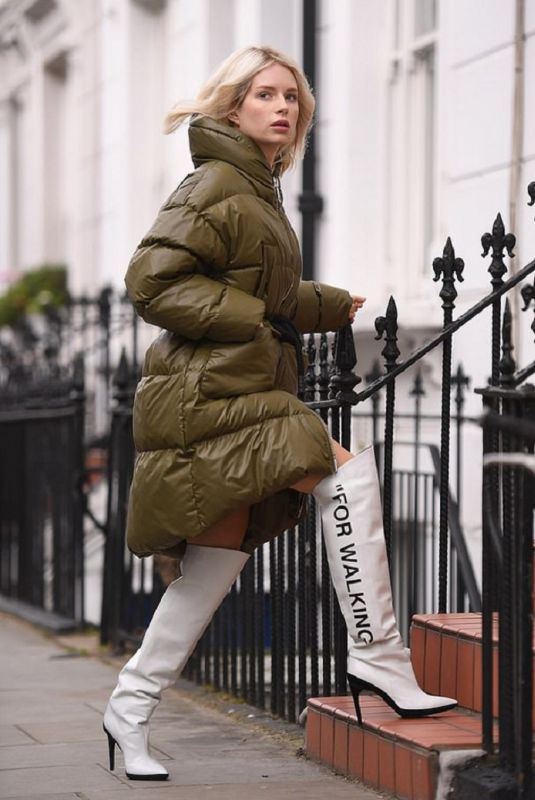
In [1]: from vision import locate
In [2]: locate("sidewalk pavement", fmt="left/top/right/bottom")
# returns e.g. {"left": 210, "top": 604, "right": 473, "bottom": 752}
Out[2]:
{"left": 0, "top": 612, "right": 385, "bottom": 800}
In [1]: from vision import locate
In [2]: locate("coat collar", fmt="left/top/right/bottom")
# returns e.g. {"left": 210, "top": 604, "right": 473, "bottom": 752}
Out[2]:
{"left": 188, "top": 115, "right": 281, "bottom": 206}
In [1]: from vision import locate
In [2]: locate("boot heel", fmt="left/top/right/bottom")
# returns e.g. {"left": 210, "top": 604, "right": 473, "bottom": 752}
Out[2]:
{"left": 346, "top": 674, "right": 363, "bottom": 725}
{"left": 103, "top": 725, "right": 116, "bottom": 771}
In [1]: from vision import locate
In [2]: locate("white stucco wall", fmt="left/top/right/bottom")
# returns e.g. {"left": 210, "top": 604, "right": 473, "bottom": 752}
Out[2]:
{"left": 1, "top": 0, "right": 534, "bottom": 601}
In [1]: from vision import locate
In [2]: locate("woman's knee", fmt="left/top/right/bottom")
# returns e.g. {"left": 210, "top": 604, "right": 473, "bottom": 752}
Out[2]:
{"left": 290, "top": 439, "right": 354, "bottom": 494}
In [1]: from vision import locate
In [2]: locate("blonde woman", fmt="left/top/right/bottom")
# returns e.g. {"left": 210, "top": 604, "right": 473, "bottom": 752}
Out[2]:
{"left": 103, "top": 45, "right": 456, "bottom": 782}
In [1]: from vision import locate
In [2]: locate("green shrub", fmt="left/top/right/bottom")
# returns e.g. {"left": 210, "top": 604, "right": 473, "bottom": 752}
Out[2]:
{"left": 0, "top": 264, "right": 69, "bottom": 328}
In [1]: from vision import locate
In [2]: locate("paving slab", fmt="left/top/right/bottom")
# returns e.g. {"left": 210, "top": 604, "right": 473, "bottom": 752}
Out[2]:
{"left": 0, "top": 764, "right": 127, "bottom": 797}
{"left": 82, "top": 783, "right": 382, "bottom": 799}
{"left": 0, "top": 728, "right": 34, "bottom": 747}
{"left": 0, "top": 796, "right": 79, "bottom": 800}
{"left": 0, "top": 612, "right": 384, "bottom": 800}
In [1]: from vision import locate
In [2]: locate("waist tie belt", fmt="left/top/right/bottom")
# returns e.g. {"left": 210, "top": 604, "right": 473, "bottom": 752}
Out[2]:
{"left": 267, "top": 314, "right": 305, "bottom": 396}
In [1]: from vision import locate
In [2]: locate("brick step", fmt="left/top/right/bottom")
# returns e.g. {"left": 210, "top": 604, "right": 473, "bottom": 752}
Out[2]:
{"left": 410, "top": 612, "right": 535, "bottom": 723}
{"left": 306, "top": 694, "right": 496, "bottom": 800}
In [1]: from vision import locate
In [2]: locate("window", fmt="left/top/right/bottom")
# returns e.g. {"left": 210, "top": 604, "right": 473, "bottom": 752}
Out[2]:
{"left": 386, "top": 0, "right": 438, "bottom": 284}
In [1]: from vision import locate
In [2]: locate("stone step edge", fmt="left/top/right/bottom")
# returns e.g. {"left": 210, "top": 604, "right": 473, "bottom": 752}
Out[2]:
{"left": 410, "top": 613, "right": 490, "bottom": 715}
{"left": 306, "top": 695, "right": 489, "bottom": 800}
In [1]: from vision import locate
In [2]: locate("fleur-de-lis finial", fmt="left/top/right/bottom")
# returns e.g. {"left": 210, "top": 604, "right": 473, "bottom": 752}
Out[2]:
{"left": 409, "top": 368, "right": 425, "bottom": 398}
{"left": 481, "top": 213, "right": 515, "bottom": 289}
{"left": 432, "top": 238, "right": 464, "bottom": 318}
{"left": 528, "top": 182, "right": 535, "bottom": 218}
{"left": 329, "top": 325, "right": 360, "bottom": 402}
{"left": 114, "top": 347, "right": 130, "bottom": 390}
{"left": 521, "top": 277, "right": 535, "bottom": 340}
{"left": 375, "top": 296, "right": 400, "bottom": 370}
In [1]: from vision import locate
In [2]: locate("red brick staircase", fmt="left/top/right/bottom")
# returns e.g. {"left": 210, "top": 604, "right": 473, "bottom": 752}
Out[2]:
{"left": 305, "top": 612, "right": 509, "bottom": 799}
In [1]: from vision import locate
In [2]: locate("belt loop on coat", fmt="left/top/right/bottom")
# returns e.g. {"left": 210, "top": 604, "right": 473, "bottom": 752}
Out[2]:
{"left": 267, "top": 314, "right": 305, "bottom": 396}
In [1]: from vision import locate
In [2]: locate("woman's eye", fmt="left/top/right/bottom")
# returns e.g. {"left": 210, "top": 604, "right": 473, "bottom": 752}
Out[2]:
{"left": 287, "top": 94, "right": 298, "bottom": 102}
{"left": 258, "top": 91, "right": 271, "bottom": 99}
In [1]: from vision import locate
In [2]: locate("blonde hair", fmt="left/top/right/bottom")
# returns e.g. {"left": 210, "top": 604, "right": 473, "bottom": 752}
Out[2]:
{"left": 163, "top": 45, "right": 315, "bottom": 173}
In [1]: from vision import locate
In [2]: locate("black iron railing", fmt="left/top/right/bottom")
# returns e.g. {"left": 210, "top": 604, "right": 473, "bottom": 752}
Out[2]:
{"left": 0, "top": 289, "right": 139, "bottom": 628}
{"left": 178, "top": 188, "right": 535, "bottom": 721}
{"left": 475, "top": 303, "right": 535, "bottom": 797}
{"left": 0, "top": 356, "right": 86, "bottom": 627}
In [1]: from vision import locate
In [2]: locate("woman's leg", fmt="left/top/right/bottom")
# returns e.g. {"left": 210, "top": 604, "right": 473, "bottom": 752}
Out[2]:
{"left": 295, "top": 437, "right": 456, "bottom": 723}
{"left": 104, "top": 508, "right": 250, "bottom": 780}
{"left": 185, "top": 506, "right": 249, "bottom": 550}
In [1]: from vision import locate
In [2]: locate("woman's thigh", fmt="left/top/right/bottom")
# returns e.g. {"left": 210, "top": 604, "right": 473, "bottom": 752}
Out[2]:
{"left": 185, "top": 506, "right": 250, "bottom": 550}
{"left": 185, "top": 438, "right": 352, "bottom": 549}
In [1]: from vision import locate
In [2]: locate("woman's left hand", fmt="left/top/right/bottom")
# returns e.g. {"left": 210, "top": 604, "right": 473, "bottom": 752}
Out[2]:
{"left": 349, "top": 295, "right": 366, "bottom": 323}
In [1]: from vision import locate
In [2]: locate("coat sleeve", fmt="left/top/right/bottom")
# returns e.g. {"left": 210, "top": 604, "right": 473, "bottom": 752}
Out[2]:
{"left": 125, "top": 201, "right": 265, "bottom": 342}
{"left": 290, "top": 280, "right": 352, "bottom": 334}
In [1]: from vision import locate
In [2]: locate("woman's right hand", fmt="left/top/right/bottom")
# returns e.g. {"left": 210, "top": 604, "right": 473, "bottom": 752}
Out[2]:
{"left": 349, "top": 295, "right": 366, "bottom": 323}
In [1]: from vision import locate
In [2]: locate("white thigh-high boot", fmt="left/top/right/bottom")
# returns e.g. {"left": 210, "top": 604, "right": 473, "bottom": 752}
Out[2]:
{"left": 103, "top": 544, "right": 249, "bottom": 780}
{"left": 312, "top": 447, "right": 457, "bottom": 724}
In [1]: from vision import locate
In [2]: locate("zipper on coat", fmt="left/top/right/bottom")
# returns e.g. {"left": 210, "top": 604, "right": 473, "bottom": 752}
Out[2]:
{"left": 273, "top": 175, "right": 283, "bottom": 210}
{"left": 312, "top": 281, "right": 323, "bottom": 330}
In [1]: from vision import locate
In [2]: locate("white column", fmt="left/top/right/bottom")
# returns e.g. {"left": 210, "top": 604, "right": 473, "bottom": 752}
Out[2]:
{"left": 0, "top": 100, "right": 13, "bottom": 287}
{"left": 316, "top": 0, "right": 388, "bottom": 309}
{"left": 25, "top": 61, "right": 46, "bottom": 268}
{"left": 234, "top": 0, "right": 261, "bottom": 46}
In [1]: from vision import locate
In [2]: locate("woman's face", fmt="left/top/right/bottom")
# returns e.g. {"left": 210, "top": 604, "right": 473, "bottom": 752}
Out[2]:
{"left": 229, "top": 63, "right": 299, "bottom": 167}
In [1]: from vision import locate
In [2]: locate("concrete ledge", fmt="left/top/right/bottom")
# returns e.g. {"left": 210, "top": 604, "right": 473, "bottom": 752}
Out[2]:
{"left": 0, "top": 595, "right": 79, "bottom": 633}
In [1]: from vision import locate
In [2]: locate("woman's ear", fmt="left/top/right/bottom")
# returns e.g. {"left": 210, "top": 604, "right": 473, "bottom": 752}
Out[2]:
{"left": 228, "top": 110, "right": 239, "bottom": 126}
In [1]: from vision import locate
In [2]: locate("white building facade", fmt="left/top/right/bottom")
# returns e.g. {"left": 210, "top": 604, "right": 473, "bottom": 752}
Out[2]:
{"left": 1, "top": 0, "right": 534, "bottom": 598}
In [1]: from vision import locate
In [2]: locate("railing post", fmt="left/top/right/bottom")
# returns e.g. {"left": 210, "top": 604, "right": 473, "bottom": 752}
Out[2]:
{"left": 365, "top": 359, "right": 382, "bottom": 459}
{"left": 100, "top": 348, "right": 136, "bottom": 649}
{"left": 410, "top": 369, "right": 424, "bottom": 615}
{"left": 481, "top": 214, "right": 515, "bottom": 385}
{"left": 375, "top": 297, "right": 400, "bottom": 564}
{"left": 71, "top": 353, "right": 86, "bottom": 625}
{"left": 498, "top": 302, "right": 517, "bottom": 772}
{"left": 433, "top": 238, "right": 464, "bottom": 612}
{"left": 481, "top": 401, "right": 495, "bottom": 755}
{"left": 329, "top": 325, "right": 359, "bottom": 694}
{"left": 518, "top": 389, "right": 535, "bottom": 798}
{"left": 451, "top": 363, "right": 470, "bottom": 609}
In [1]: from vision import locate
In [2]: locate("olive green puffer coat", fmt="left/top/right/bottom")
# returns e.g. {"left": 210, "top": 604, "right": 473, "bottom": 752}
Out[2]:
{"left": 125, "top": 116, "right": 352, "bottom": 557}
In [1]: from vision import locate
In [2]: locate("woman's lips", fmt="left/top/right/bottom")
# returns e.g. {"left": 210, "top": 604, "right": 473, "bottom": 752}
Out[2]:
{"left": 271, "top": 121, "right": 290, "bottom": 129}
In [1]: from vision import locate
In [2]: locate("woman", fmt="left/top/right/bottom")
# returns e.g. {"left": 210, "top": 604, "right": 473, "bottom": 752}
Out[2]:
{"left": 103, "top": 45, "right": 456, "bottom": 782}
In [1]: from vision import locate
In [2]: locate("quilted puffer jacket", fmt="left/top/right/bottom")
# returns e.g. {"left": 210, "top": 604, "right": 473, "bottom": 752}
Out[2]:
{"left": 125, "top": 115, "right": 352, "bottom": 557}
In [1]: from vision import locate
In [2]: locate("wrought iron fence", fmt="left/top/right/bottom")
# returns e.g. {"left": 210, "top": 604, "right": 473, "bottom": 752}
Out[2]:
{"left": 0, "top": 289, "right": 140, "bottom": 628}
{"left": 476, "top": 303, "right": 535, "bottom": 798}
{"left": 0, "top": 356, "right": 86, "bottom": 626}
{"left": 101, "top": 329, "right": 481, "bottom": 712}
{"left": 99, "top": 188, "right": 535, "bottom": 727}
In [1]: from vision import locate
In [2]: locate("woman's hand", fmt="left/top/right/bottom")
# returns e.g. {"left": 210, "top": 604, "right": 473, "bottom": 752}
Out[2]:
{"left": 349, "top": 295, "right": 366, "bottom": 323}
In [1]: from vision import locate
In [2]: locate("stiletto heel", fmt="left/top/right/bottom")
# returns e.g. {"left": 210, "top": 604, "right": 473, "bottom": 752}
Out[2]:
{"left": 102, "top": 722, "right": 168, "bottom": 781}
{"left": 347, "top": 674, "right": 363, "bottom": 725}
{"left": 346, "top": 672, "right": 456, "bottom": 721}
{"left": 103, "top": 725, "right": 115, "bottom": 771}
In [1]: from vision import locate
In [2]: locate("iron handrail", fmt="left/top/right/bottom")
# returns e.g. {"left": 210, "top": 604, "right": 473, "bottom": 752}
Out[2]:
{"left": 355, "top": 258, "right": 535, "bottom": 403}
